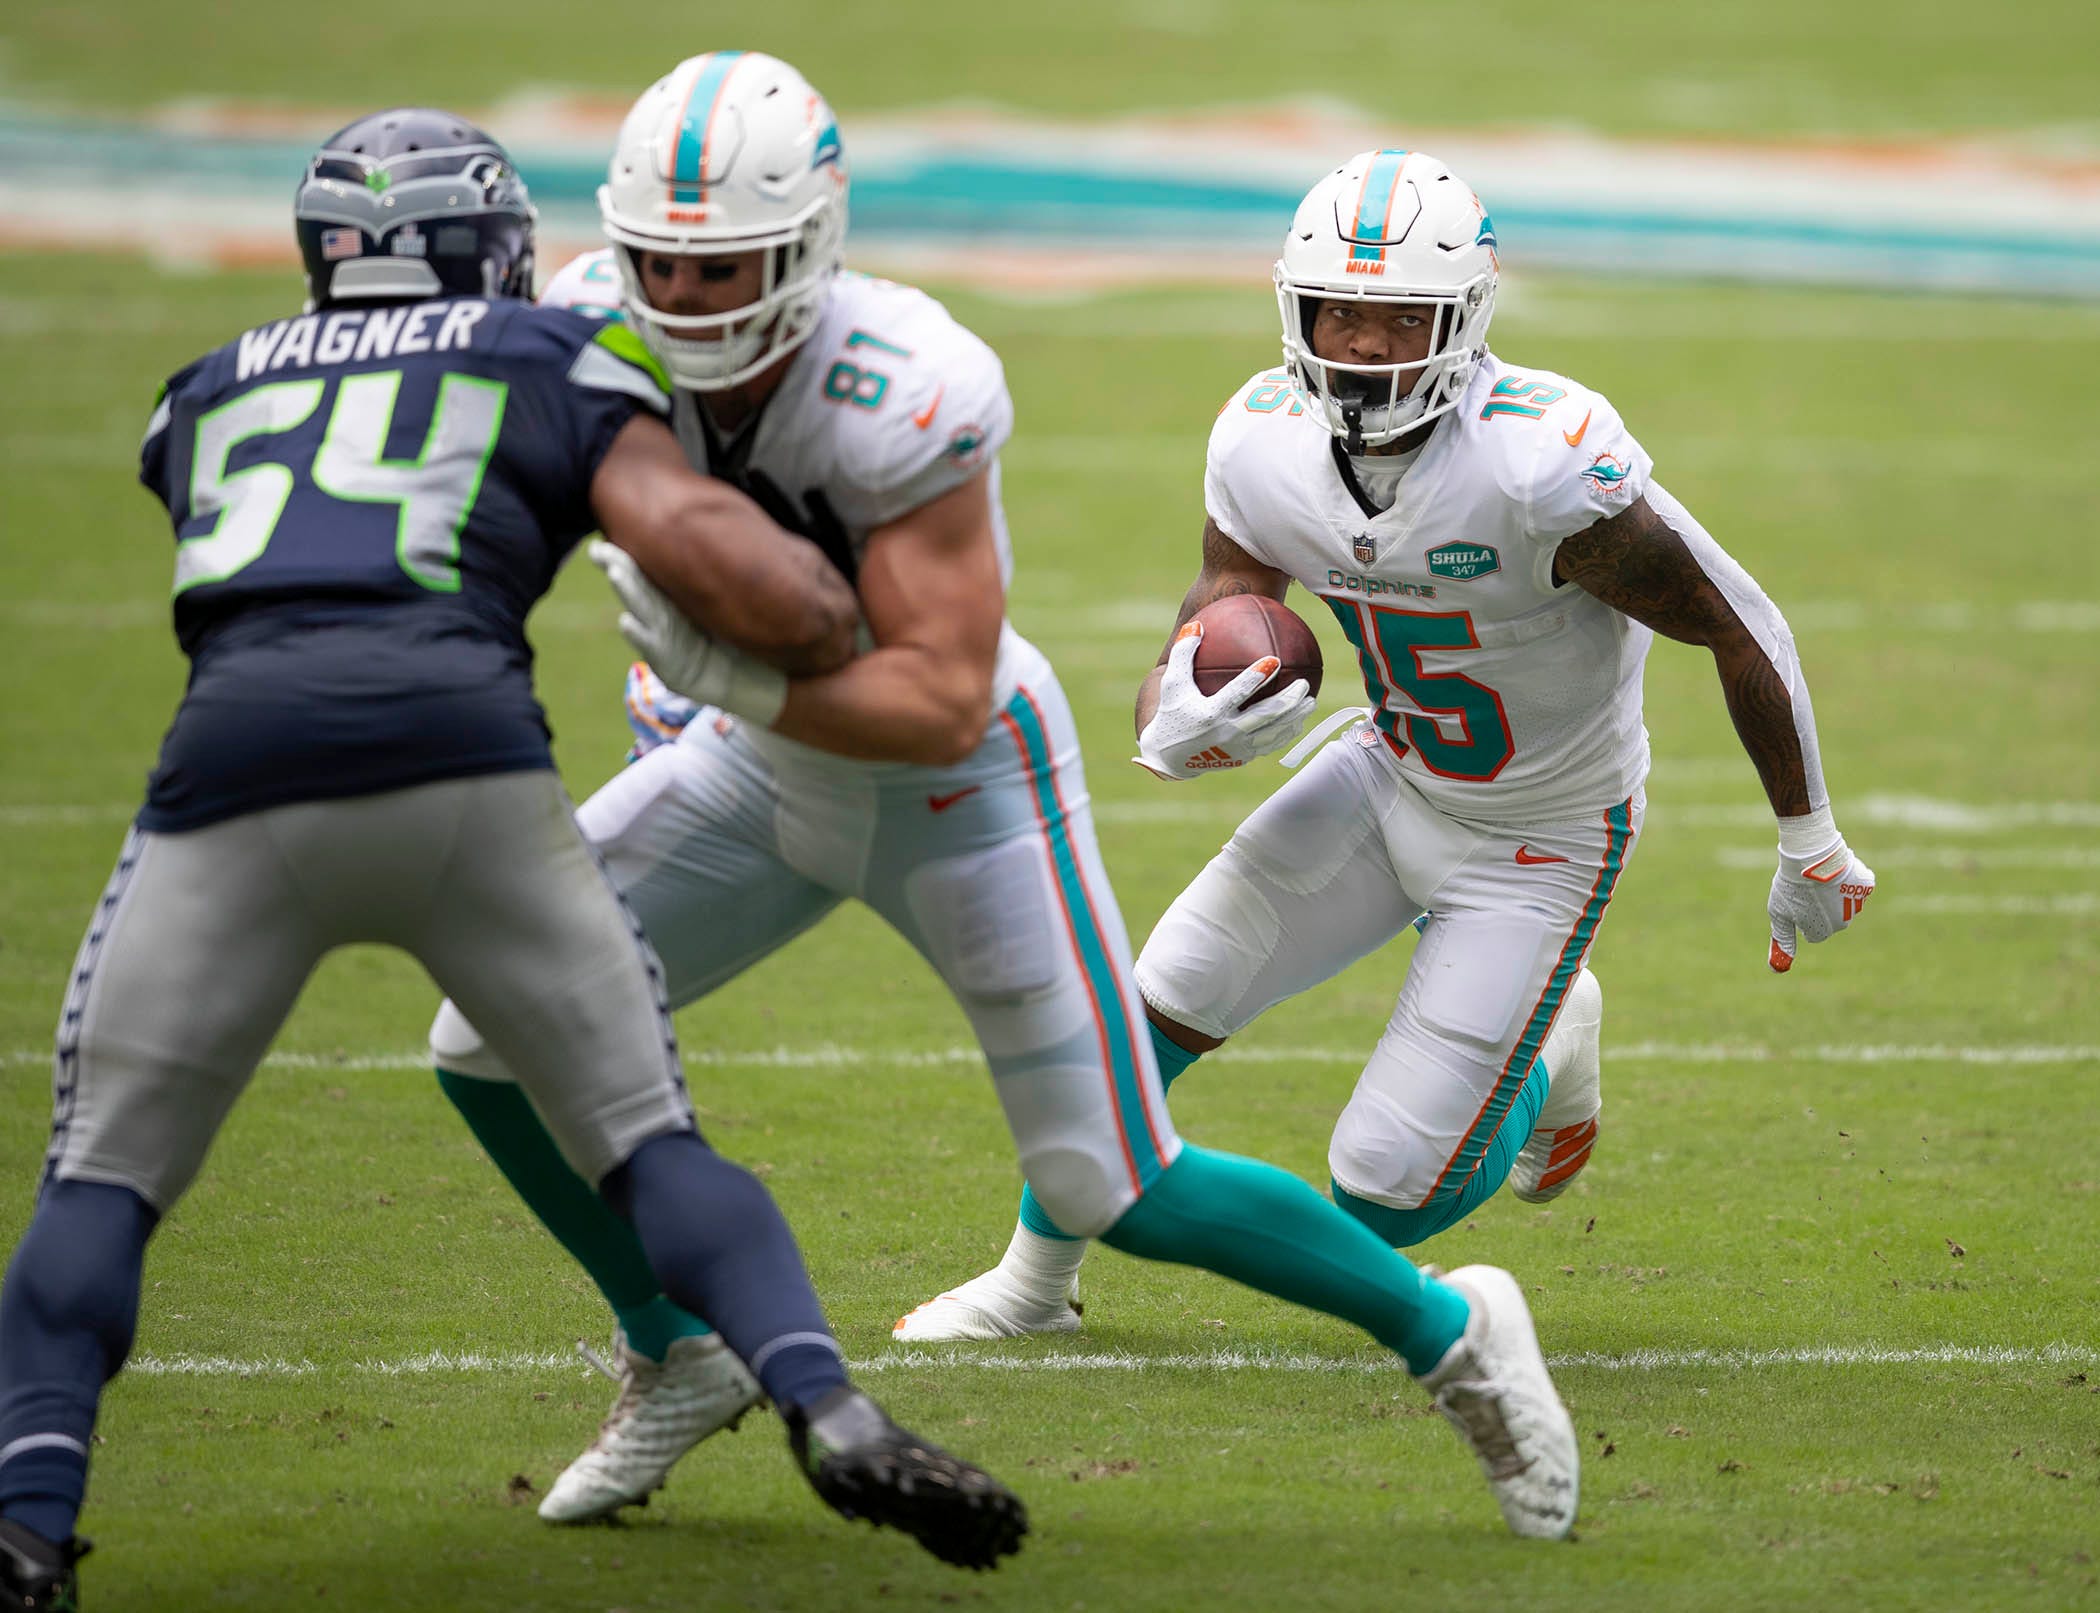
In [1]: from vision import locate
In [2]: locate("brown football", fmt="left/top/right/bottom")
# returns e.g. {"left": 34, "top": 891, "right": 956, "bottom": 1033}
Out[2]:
{"left": 1188, "top": 594, "right": 1323, "bottom": 706}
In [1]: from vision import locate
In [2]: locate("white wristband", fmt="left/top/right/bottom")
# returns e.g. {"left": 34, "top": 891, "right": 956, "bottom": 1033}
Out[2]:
{"left": 1776, "top": 803, "right": 1840, "bottom": 860}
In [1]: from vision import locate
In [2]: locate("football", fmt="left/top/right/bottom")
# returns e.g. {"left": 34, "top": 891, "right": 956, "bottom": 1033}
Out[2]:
{"left": 1188, "top": 594, "right": 1324, "bottom": 707}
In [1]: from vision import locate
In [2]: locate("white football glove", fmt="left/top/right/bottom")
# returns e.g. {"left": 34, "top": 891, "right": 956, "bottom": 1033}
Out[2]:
{"left": 1766, "top": 807, "right": 1876, "bottom": 973}
{"left": 587, "top": 540, "right": 789, "bottom": 727}
{"left": 1132, "top": 620, "right": 1317, "bottom": 781}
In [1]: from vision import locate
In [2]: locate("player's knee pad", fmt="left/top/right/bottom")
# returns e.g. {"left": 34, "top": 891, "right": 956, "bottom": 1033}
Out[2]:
{"left": 1328, "top": 1061, "right": 1548, "bottom": 1247}
{"left": 1330, "top": 1180, "right": 1470, "bottom": 1249}
{"left": 905, "top": 838, "right": 1061, "bottom": 1009}
{"left": 1327, "top": 1079, "right": 1449, "bottom": 1221}
{"left": 427, "top": 998, "right": 517, "bottom": 1084}
{"left": 1133, "top": 846, "right": 1282, "bottom": 1041}
{"left": 1404, "top": 914, "right": 1559, "bottom": 1059}
{"left": 1012, "top": 1143, "right": 1128, "bottom": 1241}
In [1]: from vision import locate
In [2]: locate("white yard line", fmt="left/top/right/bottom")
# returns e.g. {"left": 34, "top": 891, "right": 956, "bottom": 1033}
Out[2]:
{"left": 1715, "top": 845, "right": 2100, "bottom": 870}
{"left": 118, "top": 1341, "right": 2100, "bottom": 1380}
{"left": 1098, "top": 793, "right": 2100, "bottom": 831}
{"left": 0, "top": 805, "right": 135, "bottom": 827}
{"left": 1669, "top": 796, "right": 2100, "bottom": 831}
{"left": 7, "top": 1040, "right": 2098, "bottom": 1075}
{"left": 1896, "top": 894, "right": 2098, "bottom": 915}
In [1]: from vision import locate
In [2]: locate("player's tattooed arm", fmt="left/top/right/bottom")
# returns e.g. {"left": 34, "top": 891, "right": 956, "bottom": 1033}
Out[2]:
{"left": 1134, "top": 518, "right": 1295, "bottom": 736}
{"left": 1555, "top": 495, "right": 1814, "bottom": 816}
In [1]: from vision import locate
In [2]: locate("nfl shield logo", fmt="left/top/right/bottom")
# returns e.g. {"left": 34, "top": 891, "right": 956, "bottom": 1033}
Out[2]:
{"left": 1352, "top": 532, "right": 1377, "bottom": 567}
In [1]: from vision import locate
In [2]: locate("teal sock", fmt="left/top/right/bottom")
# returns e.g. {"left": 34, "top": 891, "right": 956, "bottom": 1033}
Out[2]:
{"left": 1017, "top": 1181, "right": 1078, "bottom": 1241}
{"left": 1331, "top": 1059, "right": 1551, "bottom": 1248}
{"left": 1147, "top": 1019, "right": 1202, "bottom": 1089}
{"left": 1017, "top": 1019, "right": 1211, "bottom": 1241}
{"left": 1099, "top": 1143, "right": 1469, "bottom": 1375}
{"left": 614, "top": 1294, "right": 714, "bottom": 1361}
{"left": 437, "top": 1068, "right": 712, "bottom": 1349}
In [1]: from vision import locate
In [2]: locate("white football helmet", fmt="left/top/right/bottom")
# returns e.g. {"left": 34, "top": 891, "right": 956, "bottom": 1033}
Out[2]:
{"left": 598, "top": 51, "right": 847, "bottom": 391}
{"left": 1275, "top": 150, "right": 1499, "bottom": 449}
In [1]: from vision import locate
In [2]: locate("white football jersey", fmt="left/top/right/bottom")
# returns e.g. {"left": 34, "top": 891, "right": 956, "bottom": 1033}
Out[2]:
{"left": 542, "top": 255, "right": 1021, "bottom": 768}
{"left": 1206, "top": 354, "right": 1655, "bottom": 824}
{"left": 663, "top": 268, "right": 1014, "bottom": 585}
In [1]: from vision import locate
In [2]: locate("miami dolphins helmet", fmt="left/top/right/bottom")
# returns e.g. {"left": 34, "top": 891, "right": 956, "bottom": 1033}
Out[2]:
{"left": 294, "top": 109, "right": 536, "bottom": 309}
{"left": 598, "top": 51, "right": 848, "bottom": 391}
{"left": 1275, "top": 150, "right": 1499, "bottom": 448}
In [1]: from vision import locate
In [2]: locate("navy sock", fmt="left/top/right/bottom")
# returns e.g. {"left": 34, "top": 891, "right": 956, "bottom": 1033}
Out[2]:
{"left": 0, "top": 1180, "right": 158, "bottom": 1543}
{"left": 599, "top": 1132, "right": 846, "bottom": 1415}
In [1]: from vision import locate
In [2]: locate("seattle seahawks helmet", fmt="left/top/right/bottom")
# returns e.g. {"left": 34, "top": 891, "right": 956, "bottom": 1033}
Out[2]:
{"left": 1275, "top": 150, "right": 1499, "bottom": 449}
{"left": 295, "top": 109, "right": 536, "bottom": 309}
{"left": 598, "top": 51, "right": 848, "bottom": 391}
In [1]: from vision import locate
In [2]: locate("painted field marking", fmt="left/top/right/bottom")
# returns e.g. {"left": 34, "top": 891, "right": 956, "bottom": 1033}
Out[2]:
{"left": 1715, "top": 845, "right": 2100, "bottom": 871}
{"left": 1097, "top": 794, "right": 2100, "bottom": 831}
{"left": 1670, "top": 796, "right": 2100, "bottom": 832}
{"left": 1883, "top": 894, "right": 2097, "bottom": 915}
{"left": 117, "top": 1341, "right": 2100, "bottom": 1380}
{"left": 0, "top": 805, "right": 136, "bottom": 827}
{"left": 7, "top": 1041, "right": 2098, "bottom": 1075}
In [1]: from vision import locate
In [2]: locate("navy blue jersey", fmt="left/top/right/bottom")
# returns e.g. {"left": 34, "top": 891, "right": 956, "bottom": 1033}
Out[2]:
{"left": 135, "top": 297, "right": 671, "bottom": 830}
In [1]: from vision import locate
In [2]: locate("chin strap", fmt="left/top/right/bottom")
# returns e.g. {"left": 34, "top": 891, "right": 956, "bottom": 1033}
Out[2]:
{"left": 1340, "top": 399, "right": 1366, "bottom": 456}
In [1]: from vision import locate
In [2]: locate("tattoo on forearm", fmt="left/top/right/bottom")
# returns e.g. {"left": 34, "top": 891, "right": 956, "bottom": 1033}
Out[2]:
{"left": 1720, "top": 646, "right": 1813, "bottom": 816}
{"left": 1155, "top": 519, "right": 1279, "bottom": 665}
{"left": 1559, "top": 496, "right": 1810, "bottom": 816}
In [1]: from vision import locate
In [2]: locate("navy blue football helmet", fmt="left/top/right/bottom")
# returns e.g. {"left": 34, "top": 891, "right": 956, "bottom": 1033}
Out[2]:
{"left": 295, "top": 108, "right": 536, "bottom": 308}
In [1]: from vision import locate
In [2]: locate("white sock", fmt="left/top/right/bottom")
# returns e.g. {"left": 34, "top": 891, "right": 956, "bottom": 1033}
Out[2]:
{"left": 1534, "top": 1024, "right": 1578, "bottom": 1128}
{"left": 993, "top": 1220, "right": 1087, "bottom": 1303}
{"left": 1533, "top": 973, "right": 1603, "bottom": 1131}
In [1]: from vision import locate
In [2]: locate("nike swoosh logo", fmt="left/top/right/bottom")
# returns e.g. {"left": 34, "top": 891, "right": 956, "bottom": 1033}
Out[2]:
{"left": 1514, "top": 844, "right": 1571, "bottom": 865}
{"left": 927, "top": 785, "right": 981, "bottom": 812}
{"left": 1562, "top": 409, "right": 1592, "bottom": 448}
{"left": 912, "top": 384, "right": 944, "bottom": 430}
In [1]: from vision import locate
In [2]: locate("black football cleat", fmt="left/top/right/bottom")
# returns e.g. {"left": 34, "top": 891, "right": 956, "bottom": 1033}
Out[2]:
{"left": 785, "top": 1386, "right": 1026, "bottom": 1570}
{"left": 0, "top": 1520, "right": 87, "bottom": 1612}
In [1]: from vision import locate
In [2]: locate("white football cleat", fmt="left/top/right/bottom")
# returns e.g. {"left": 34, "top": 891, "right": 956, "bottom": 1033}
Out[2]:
{"left": 1511, "top": 968, "right": 1603, "bottom": 1204}
{"left": 1421, "top": 1264, "right": 1579, "bottom": 1539}
{"left": 892, "top": 1269, "right": 1082, "bottom": 1343}
{"left": 538, "top": 1332, "right": 764, "bottom": 1523}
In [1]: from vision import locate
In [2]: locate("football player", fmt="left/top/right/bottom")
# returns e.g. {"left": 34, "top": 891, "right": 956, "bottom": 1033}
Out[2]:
{"left": 0, "top": 110, "right": 1024, "bottom": 1610}
{"left": 427, "top": 61, "right": 1583, "bottom": 1542}
{"left": 897, "top": 151, "right": 1878, "bottom": 1339}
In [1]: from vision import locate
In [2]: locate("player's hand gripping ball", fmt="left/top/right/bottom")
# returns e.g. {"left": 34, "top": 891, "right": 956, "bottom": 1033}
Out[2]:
{"left": 1187, "top": 594, "right": 1323, "bottom": 705}
{"left": 1133, "top": 597, "right": 1321, "bottom": 780}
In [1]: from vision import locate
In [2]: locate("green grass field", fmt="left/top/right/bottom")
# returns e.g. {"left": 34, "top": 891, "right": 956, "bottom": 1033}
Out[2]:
{"left": 10, "top": 0, "right": 2100, "bottom": 136}
{"left": 3, "top": 2, "right": 2099, "bottom": 1606}
{"left": 1, "top": 255, "right": 2096, "bottom": 1611}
